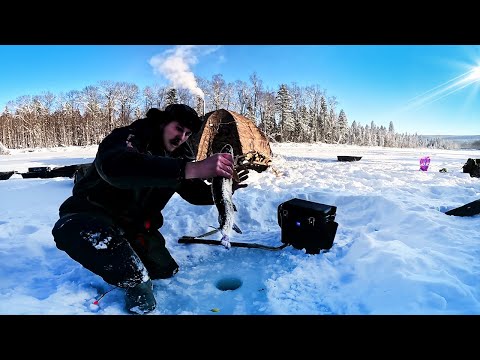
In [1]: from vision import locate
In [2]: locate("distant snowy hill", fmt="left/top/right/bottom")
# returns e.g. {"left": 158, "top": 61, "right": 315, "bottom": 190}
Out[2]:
{"left": 420, "top": 135, "right": 480, "bottom": 149}
{"left": 421, "top": 135, "right": 480, "bottom": 142}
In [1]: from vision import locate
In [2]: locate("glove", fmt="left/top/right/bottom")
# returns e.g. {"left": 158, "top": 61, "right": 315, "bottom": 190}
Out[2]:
{"left": 232, "top": 166, "right": 249, "bottom": 193}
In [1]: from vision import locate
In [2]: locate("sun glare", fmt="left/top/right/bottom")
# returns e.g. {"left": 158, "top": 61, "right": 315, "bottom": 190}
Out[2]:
{"left": 403, "top": 64, "right": 480, "bottom": 111}
{"left": 465, "top": 65, "right": 480, "bottom": 81}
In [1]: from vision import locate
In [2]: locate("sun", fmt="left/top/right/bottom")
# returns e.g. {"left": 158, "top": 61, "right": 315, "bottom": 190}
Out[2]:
{"left": 402, "top": 63, "right": 480, "bottom": 111}
{"left": 465, "top": 65, "right": 480, "bottom": 81}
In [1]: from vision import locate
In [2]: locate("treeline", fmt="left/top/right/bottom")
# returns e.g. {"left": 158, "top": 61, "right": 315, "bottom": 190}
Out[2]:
{"left": 0, "top": 74, "right": 457, "bottom": 150}
{"left": 470, "top": 140, "right": 480, "bottom": 150}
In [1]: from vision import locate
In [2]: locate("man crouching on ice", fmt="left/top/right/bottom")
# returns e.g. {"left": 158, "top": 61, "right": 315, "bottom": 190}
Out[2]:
{"left": 52, "top": 104, "right": 248, "bottom": 314}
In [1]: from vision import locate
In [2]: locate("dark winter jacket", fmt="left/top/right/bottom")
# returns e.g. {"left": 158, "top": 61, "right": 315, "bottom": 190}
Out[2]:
{"left": 58, "top": 116, "right": 214, "bottom": 233}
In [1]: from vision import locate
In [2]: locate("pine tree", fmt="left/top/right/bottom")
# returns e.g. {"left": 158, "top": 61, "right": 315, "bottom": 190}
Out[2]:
{"left": 275, "top": 84, "right": 294, "bottom": 141}
{"left": 318, "top": 96, "right": 327, "bottom": 142}
{"left": 336, "top": 109, "right": 348, "bottom": 144}
{"left": 195, "top": 96, "right": 204, "bottom": 117}
{"left": 388, "top": 121, "right": 395, "bottom": 133}
{"left": 165, "top": 88, "right": 178, "bottom": 106}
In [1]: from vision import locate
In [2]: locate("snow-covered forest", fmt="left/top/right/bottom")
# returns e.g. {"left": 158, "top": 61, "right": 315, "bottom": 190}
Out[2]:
{"left": 0, "top": 73, "right": 458, "bottom": 150}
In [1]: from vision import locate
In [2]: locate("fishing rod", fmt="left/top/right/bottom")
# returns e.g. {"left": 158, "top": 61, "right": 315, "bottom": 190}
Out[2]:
{"left": 178, "top": 236, "right": 288, "bottom": 251}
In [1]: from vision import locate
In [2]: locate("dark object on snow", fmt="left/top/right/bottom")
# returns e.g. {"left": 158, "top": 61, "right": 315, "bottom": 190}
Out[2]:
{"left": 445, "top": 199, "right": 480, "bottom": 217}
{"left": 439, "top": 168, "right": 448, "bottom": 173}
{"left": 337, "top": 156, "right": 362, "bottom": 162}
{"left": 21, "top": 164, "right": 86, "bottom": 179}
{"left": 50, "top": 165, "right": 82, "bottom": 178}
{"left": 0, "top": 171, "right": 16, "bottom": 180}
{"left": 21, "top": 168, "right": 51, "bottom": 178}
{"left": 28, "top": 166, "right": 51, "bottom": 173}
{"left": 462, "top": 158, "right": 480, "bottom": 178}
{"left": 278, "top": 198, "right": 338, "bottom": 254}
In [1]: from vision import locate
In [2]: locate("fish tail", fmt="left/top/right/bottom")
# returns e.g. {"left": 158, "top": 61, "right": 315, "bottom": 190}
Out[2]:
{"left": 220, "top": 235, "right": 231, "bottom": 249}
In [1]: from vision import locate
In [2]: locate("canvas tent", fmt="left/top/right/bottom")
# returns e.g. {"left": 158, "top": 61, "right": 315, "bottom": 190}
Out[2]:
{"left": 192, "top": 109, "right": 273, "bottom": 172}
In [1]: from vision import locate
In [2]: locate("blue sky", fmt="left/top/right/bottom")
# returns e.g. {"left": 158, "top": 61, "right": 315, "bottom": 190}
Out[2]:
{"left": 1, "top": 45, "right": 479, "bottom": 136}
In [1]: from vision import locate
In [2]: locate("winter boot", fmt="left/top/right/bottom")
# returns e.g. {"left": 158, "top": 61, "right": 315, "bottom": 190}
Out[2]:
{"left": 125, "top": 279, "right": 156, "bottom": 314}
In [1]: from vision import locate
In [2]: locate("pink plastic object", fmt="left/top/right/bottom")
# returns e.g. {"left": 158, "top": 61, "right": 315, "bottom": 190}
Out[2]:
{"left": 419, "top": 156, "right": 430, "bottom": 171}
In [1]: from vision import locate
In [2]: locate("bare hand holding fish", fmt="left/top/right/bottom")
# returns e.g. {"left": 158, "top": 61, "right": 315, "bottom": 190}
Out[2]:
{"left": 185, "top": 152, "right": 234, "bottom": 179}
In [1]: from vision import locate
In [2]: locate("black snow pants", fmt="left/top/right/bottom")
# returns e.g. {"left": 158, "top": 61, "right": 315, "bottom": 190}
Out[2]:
{"left": 52, "top": 212, "right": 179, "bottom": 288}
